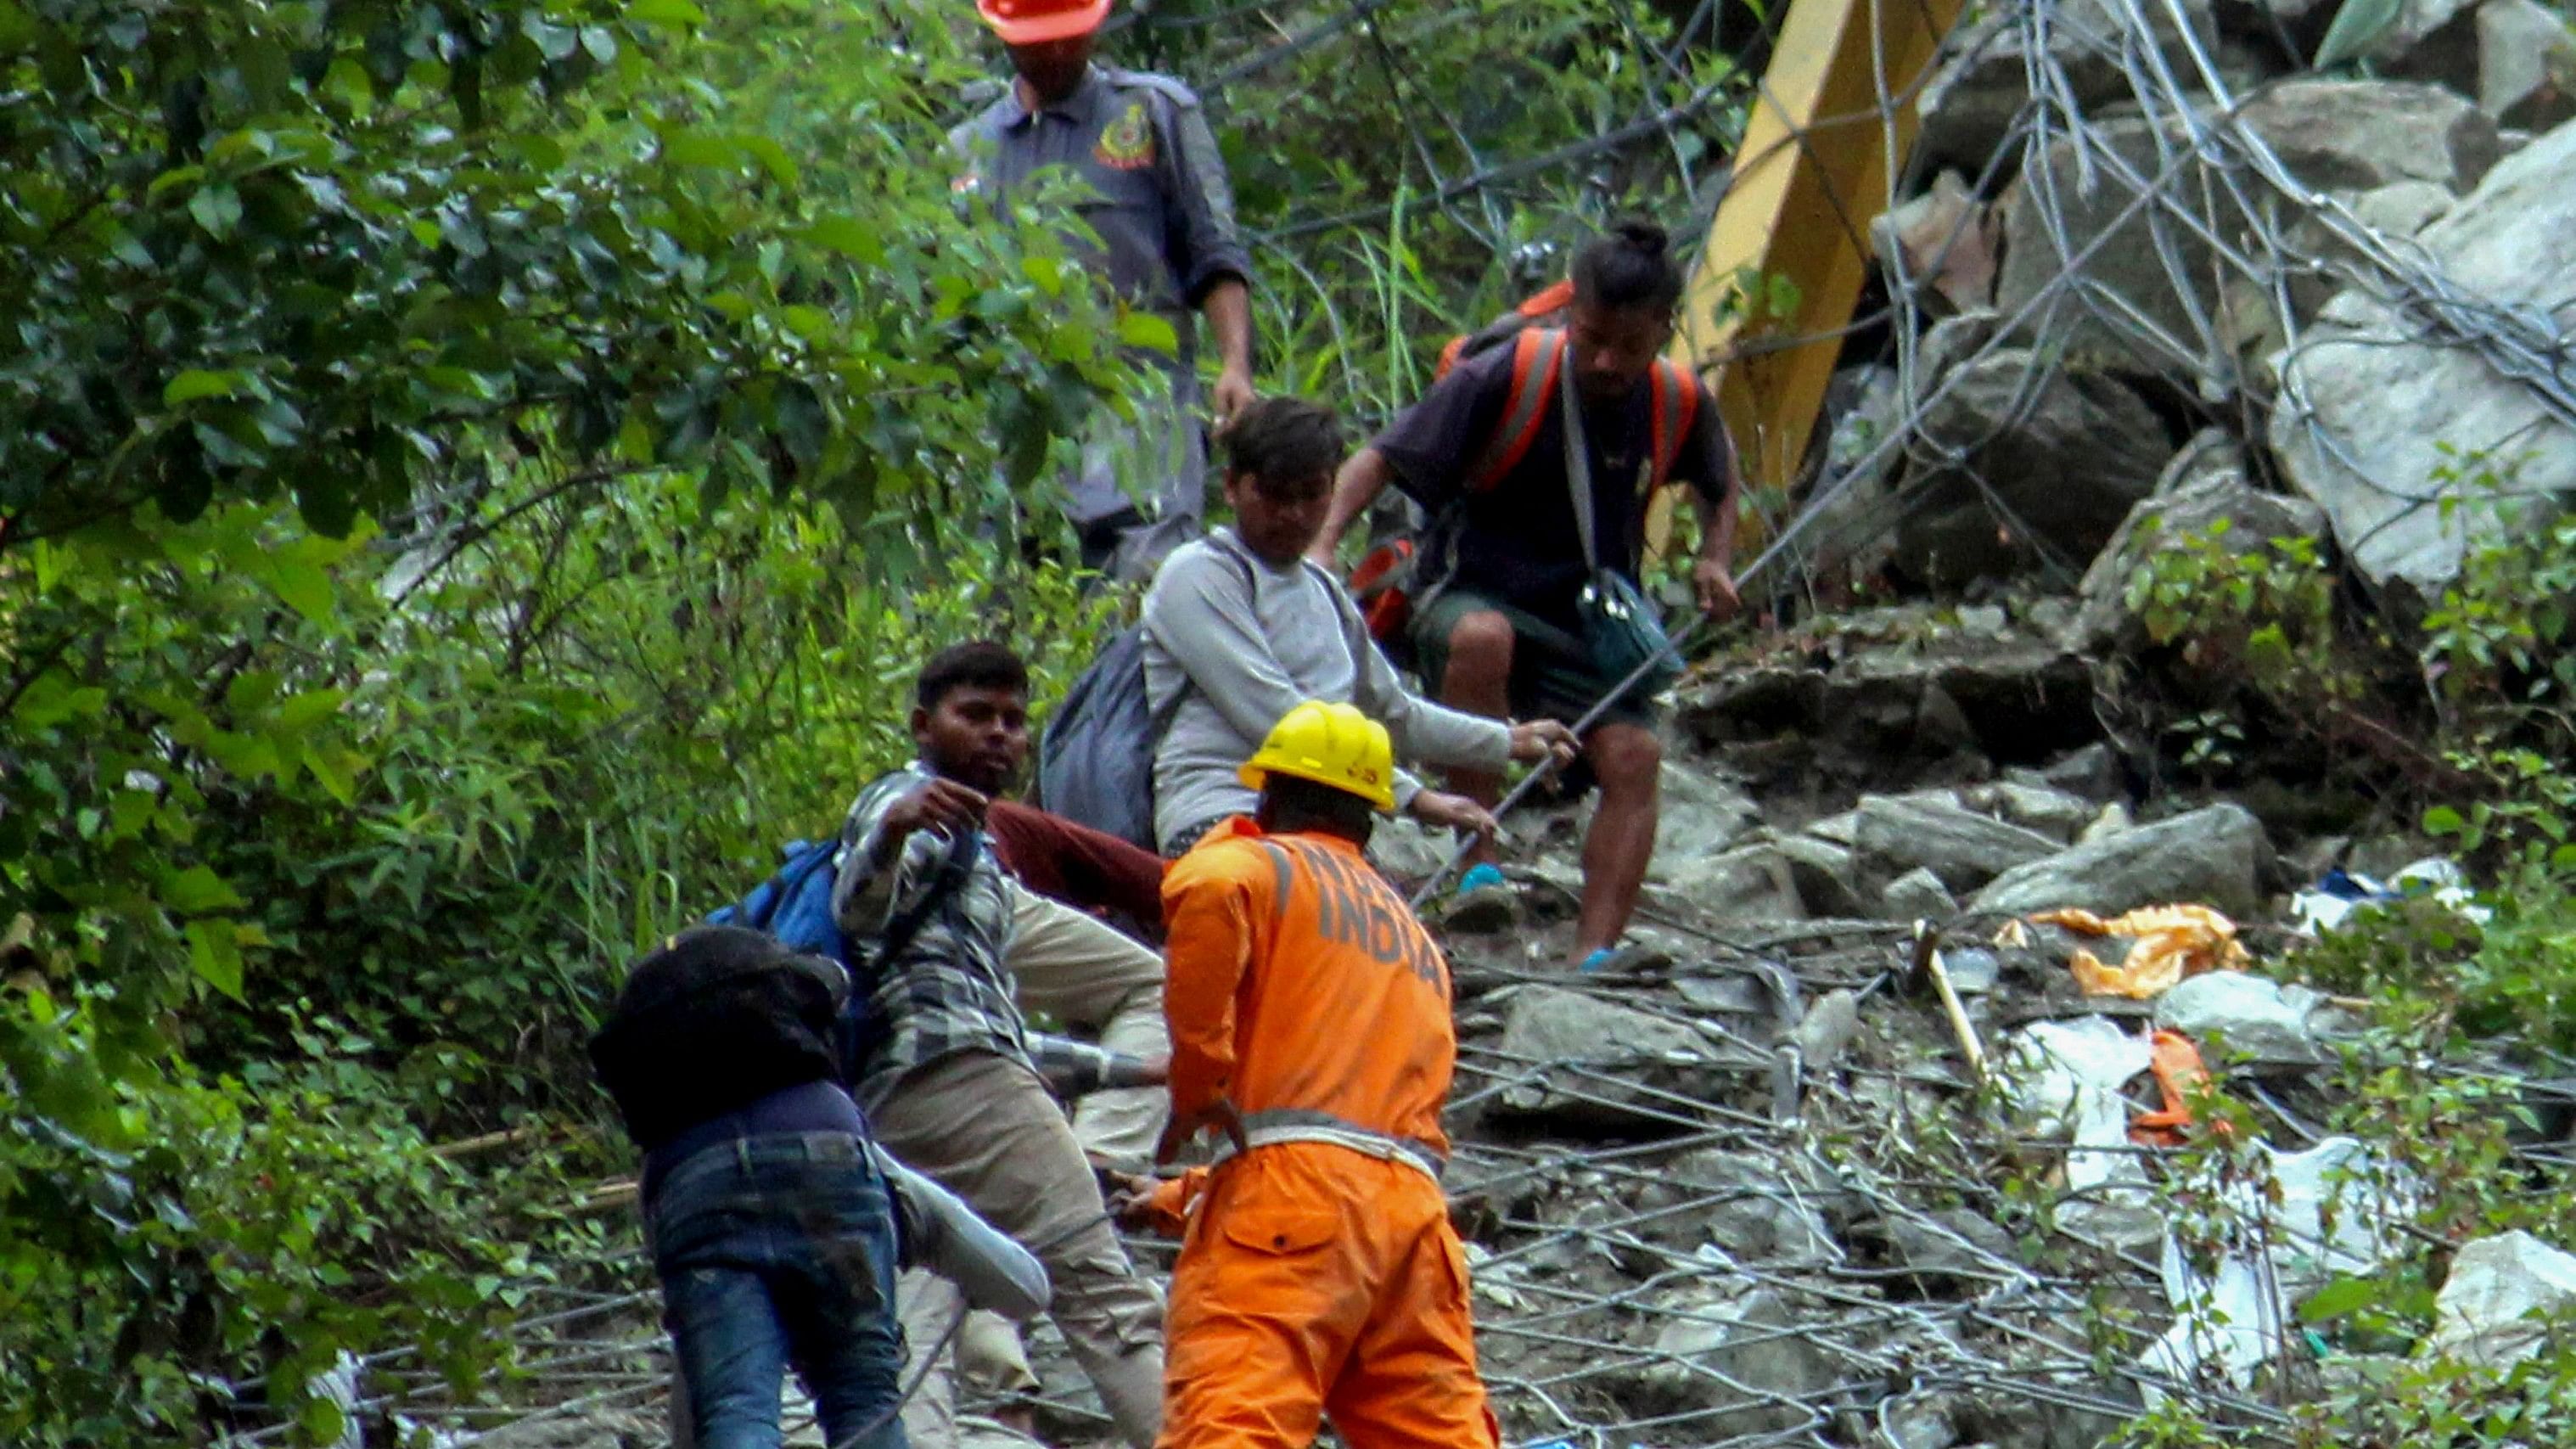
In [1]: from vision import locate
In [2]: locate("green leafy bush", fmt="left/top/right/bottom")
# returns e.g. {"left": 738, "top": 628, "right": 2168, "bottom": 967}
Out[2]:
{"left": 2103, "top": 464, "right": 2576, "bottom": 1446}
{"left": 2, "top": 3, "right": 1131, "bottom": 1439}
{"left": 4, "top": 484, "right": 1117, "bottom": 1444}
{"left": 2, "top": 0, "right": 1746, "bottom": 1439}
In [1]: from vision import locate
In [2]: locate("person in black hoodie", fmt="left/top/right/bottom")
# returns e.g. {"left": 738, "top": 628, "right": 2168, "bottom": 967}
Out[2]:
{"left": 592, "top": 924, "right": 1047, "bottom": 1449}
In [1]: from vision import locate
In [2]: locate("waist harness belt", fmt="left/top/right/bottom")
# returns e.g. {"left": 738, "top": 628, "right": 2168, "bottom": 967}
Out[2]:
{"left": 1212, "top": 1106, "right": 1445, "bottom": 1184}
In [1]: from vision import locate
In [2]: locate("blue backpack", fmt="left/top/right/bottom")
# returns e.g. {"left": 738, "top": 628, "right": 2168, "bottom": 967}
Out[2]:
{"left": 707, "top": 831, "right": 982, "bottom": 1076}
{"left": 709, "top": 839, "right": 846, "bottom": 958}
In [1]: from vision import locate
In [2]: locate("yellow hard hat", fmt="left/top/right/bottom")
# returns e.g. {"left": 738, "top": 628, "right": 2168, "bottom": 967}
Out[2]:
{"left": 1238, "top": 701, "right": 1396, "bottom": 812}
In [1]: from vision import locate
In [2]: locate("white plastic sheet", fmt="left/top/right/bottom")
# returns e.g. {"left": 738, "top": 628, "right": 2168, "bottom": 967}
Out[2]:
{"left": 2291, "top": 857, "right": 2489, "bottom": 935}
{"left": 2141, "top": 1137, "right": 2406, "bottom": 1390}
{"left": 2001, "top": 1017, "right": 2157, "bottom": 1239}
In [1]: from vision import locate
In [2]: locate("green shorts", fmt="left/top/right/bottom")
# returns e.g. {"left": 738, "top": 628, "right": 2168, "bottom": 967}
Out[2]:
{"left": 1408, "top": 587, "right": 1663, "bottom": 733}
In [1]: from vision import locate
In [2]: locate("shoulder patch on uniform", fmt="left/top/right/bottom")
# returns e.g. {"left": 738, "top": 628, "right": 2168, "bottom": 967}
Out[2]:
{"left": 1094, "top": 98, "right": 1156, "bottom": 170}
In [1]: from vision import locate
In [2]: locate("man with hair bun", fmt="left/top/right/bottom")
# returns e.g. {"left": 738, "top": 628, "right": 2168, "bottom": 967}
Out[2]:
{"left": 1309, "top": 219, "right": 1743, "bottom": 974}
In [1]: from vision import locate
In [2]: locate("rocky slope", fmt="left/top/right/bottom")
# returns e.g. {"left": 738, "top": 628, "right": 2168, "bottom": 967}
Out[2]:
{"left": 1814, "top": 0, "right": 2575, "bottom": 610}
{"left": 283, "top": 0, "right": 2576, "bottom": 1436}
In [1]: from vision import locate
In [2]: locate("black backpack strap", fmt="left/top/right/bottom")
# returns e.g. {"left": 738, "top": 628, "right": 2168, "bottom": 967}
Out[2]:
{"left": 873, "top": 823, "right": 984, "bottom": 969}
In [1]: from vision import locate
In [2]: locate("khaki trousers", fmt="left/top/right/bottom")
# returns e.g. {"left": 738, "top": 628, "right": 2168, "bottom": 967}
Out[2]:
{"left": 1005, "top": 880, "right": 1172, "bottom": 1170}
{"left": 873, "top": 1051, "right": 1166, "bottom": 1449}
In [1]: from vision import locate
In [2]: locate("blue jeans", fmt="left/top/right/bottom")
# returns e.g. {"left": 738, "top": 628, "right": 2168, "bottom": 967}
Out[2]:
{"left": 648, "top": 1132, "right": 908, "bottom": 1449}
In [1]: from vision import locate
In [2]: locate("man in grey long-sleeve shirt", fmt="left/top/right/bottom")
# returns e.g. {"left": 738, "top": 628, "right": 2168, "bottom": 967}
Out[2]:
{"left": 1142, "top": 398, "right": 1577, "bottom": 856}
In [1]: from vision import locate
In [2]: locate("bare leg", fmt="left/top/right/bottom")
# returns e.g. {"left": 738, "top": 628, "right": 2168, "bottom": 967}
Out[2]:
{"left": 1576, "top": 722, "right": 1661, "bottom": 960}
{"left": 1433, "top": 609, "right": 1518, "bottom": 866}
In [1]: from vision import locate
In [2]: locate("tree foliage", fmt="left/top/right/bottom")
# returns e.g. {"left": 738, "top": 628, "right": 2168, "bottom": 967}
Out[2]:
{"left": 0, "top": 2, "right": 1137, "bottom": 1440}
{"left": 0, "top": 0, "right": 1148, "bottom": 545}
{"left": 0, "top": 0, "right": 1743, "bottom": 1440}
{"left": 1123, "top": 0, "right": 1743, "bottom": 423}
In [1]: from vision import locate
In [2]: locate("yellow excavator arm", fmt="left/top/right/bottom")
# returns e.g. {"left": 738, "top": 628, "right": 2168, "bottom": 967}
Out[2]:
{"left": 1652, "top": 0, "right": 1967, "bottom": 564}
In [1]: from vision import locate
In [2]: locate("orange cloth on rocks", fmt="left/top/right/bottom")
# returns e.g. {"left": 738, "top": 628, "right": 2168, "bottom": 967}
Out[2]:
{"left": 2030, "top": 904, "right": 2250, "bottom": 999}
{"left": 2130, "top": 1029, "right": 2220, "bottom": 1146}
{"left": 1155, "top": 817, "right": 1496, "bottom": 1449}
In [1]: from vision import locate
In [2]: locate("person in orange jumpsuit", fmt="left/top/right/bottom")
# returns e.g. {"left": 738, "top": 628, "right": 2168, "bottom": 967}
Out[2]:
{"left": 1132, "top": 699, "right": 1500, "bottom": 1449}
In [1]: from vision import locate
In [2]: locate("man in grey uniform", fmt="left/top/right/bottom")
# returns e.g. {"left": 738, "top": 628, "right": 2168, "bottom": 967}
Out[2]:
{"left": 953, "top": 0, "right": 1256, "bottom": 581}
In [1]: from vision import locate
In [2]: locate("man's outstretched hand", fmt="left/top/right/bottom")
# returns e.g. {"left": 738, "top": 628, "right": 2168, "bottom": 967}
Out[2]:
{"left": 1507, "top": 720, "right": 1580, "bottom": 768}
{"left": 879, "top": 778, "right": 989, "bottom": 855}
{"left": 1694, "top": 556, "right": 1742, "bottom": 621}
{"left": 1408, "top": 789, "right": 1499, "bottom": 840}
{"left": 1105, "top": 1171, "right": 1162, "bottom": 1232}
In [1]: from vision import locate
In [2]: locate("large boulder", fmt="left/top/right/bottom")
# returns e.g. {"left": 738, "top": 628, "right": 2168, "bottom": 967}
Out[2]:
{"left": 1882, "top": 1206, "right": 2023, "bottom": 1292}
{"left": 1676, "top": 609, "right": 2102, "bottom": 767}
{"left": 1636, "top": 1289, "right": 1844, "bottom": 1430}
{"left": 2158, "top": 970, "right": 2354, "bottom": 1063}
{"left": 2018, "top": 741, "right": 2123, "bottom": 801}
{"left": 1651, "top": 841, "right": 1808, "bottom": 924}
{"left": 1490, "top": 986, "right": 1762, "bottom": 1131}
{"left": 1912, "top": 0, "right": 2221, "bottom": 180}
{"left": 2070, "top": 430, "right": 2330, "bottom": 653}
{"left": 2276, "top": 180, "right": 2456, "bottom": 327}
{"left": 2423, "top": 1230, "right": 2576, "bottom": 1367}
{"left": 2381, "top": 0, "right": 2576, "bottom": 131}
{"left": 1854, "top": 793, "right": 2063, "bottom": 893}
{"left": 1650, "top": 762, "right": 1764, "bottom": 867}
{"left": 2345, "top": 179, "right": 2457, "bottom": 238}
{"left": 2468, "top": 0, "right": 2576, "bottom": 131}
{"left": 2270, "top": 119, "right": 2576, "bottom": 601}
{"left": 1973, "top": 802, "right": 2270, "bottom": 916}
{"left": 1874, "top": 170, "right": 2001, "bottom": 315}
{"left": 1912, "top": 17, "right": 2032, "bottom": 182}
{"left": 1960, "top": 778, "right": 2103, "bottom": 842}
{"left": 1892, "top": 351, "right": 2174, "bottom": 587}
{"left": 1993, "top": 85, "right": 2498, "bottom": 376}
{"left": 1633, "top": 1149, "right": 1843, "bottom": 1260}
{"left": 1994, "top": 113, "right": 2222, "bottom": 376}
{"left": 2233, "top": 79, "right": 2500, "bottom": 194}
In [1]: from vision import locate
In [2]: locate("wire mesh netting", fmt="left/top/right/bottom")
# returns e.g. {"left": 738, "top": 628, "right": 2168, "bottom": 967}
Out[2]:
{"left": 209, "top": 0, "right": 2575, "bottom": 1441}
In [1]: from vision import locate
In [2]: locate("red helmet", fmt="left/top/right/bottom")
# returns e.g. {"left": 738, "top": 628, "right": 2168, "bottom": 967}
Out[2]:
{"left": 976, "top": 0, "right": 1111, "bottom": 43}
